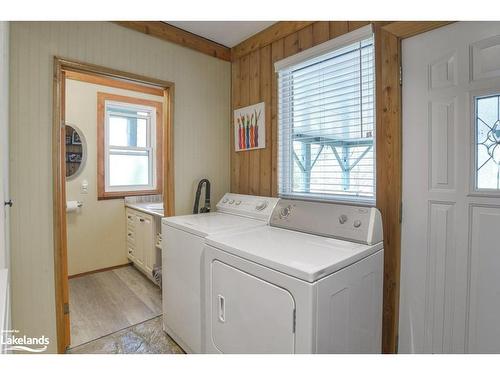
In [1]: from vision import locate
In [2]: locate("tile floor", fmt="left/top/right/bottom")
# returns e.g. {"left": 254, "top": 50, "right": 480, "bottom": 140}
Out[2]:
{"left": 67, "top": 316, "right": 184, "bottom": 354}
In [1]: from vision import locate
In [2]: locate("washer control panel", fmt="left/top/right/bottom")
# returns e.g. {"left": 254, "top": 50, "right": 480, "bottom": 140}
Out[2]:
{"left": 270, "top": 199, "right": 383, "bottom": 245}
{"left": 216, "top": 193, "right": 280, "bottom": 221}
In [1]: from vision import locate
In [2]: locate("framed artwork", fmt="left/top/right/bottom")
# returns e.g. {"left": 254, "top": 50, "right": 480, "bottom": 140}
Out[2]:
{"left": 72, "top": 129, "right": 82, "bottom": 145}
{"left": 67, "top": 152, "right": 82, "bottom": 163}
{"left": 234, "top": 102, "right": 265, "bottom": 152}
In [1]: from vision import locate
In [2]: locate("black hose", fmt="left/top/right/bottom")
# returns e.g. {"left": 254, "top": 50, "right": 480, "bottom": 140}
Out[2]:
{"left": 193, "top": 179, "right": 211, "bottom": 214}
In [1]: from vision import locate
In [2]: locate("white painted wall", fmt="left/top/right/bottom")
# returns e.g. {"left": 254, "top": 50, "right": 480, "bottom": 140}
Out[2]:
{"left": 9, "top": 21, "right": 230, "bottom": 352}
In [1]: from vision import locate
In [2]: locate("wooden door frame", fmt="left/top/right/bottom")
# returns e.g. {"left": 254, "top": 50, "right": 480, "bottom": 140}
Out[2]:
{"left": 373, "top": 21, "right": 453, "bottom": 353}
{"left": 52, "top": 57, "right": 175, "bottom": 353}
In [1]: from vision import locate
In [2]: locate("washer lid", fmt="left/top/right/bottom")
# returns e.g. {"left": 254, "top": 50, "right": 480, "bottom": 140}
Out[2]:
{"left": 162, "top": 212, "right": 265, "bottom": 237}
{"left": 205, "top": 226, "right": 383, "bottom": 282}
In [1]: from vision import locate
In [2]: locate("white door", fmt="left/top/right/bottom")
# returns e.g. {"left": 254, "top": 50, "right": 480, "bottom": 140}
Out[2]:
{"left": 0, "top": 21, "right": 9, "bottom": 271}
{"left": 400, "top": 21, "right": 500, "bottom": 353}
{"left": 210, "top": 260, "right": 295, "bottom": 354}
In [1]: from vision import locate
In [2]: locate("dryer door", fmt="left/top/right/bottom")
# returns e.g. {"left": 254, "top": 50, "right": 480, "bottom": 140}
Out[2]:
{"left": 210, "top": 260, "right": 295, "bottom": 353}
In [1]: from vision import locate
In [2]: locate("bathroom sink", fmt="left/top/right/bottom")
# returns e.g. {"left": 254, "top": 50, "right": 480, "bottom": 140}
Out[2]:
{"left": 146, "top": 203, "right": 164, "bottom": 211}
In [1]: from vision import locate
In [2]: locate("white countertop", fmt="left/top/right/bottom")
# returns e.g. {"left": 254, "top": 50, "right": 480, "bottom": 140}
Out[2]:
{"left": 125, "top": 202, "right": 164, "bottom": 218}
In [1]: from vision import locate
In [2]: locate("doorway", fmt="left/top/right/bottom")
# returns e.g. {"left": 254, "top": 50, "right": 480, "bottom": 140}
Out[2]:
{"left": 52, "top": 58, "right": 175, "bottom": 353}
{"left": 400, "top": 21, "right": 500, "bottom": 353}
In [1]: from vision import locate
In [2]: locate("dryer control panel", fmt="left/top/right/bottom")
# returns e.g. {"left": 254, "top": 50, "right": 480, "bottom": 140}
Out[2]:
{"left": 216, "top": 193, "right": 280, "bottom": 222}
{"left": 270, "top": 199, "right": 383, "bottom": 245}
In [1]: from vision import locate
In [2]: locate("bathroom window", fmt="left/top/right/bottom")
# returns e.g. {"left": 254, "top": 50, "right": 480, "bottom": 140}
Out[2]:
{"left": 275, "top": 26, "right": 375, "bottom": 204}
{"left": 475, "top": 93, "right": 500, "bottom": 191}
{"left": 97, "top": 93, "right": 163, "bottom": 199}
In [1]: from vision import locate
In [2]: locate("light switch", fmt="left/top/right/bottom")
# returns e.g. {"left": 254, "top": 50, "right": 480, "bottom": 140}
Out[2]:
{"left": 81, "top": 179, "right": 89, "bottom": 194}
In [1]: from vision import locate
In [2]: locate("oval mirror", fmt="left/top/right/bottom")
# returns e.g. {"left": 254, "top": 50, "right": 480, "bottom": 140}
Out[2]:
{"left": 65, "top": 124, "right": 86, "bottom": 180}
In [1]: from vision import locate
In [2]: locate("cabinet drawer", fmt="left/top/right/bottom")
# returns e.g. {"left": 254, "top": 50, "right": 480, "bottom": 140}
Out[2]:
{"left": 127, "top": 230, "right": 135, "bottom": 243}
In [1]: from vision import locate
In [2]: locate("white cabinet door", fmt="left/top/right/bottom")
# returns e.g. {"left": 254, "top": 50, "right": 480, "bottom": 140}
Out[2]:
{"left": 126, "top": 209, "right": 136, "bottom": 262}
{"left": 141, "top": 214, "right": 154, "bottom": 275}
{"left": 133, "top": 214, "right": 145, "bottom": 267}
{"left": 401, "top": 21, "right": 500, "bottom": 353}
{"left": 210, "top": 260, "right": 295, "bottom": 353}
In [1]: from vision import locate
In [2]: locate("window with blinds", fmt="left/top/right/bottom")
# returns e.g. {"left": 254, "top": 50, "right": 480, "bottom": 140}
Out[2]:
{"left": 276, "top": 27, "right": 375, "bottom": 203}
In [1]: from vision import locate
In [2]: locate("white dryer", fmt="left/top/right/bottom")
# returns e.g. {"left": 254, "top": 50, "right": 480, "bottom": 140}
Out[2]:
{"left": 161, "top": 193, "right": 279, "bottom": 353}
{"left": 202, "top": 199, "right": 384, "bottom": 353}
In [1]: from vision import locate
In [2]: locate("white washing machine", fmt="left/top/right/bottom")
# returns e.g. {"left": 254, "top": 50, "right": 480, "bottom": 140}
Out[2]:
{"left": 161, "top": 193, "right": 279, "bottom": 353}
{"left": 202, "top": 199, "right": 384, "bottom": 353}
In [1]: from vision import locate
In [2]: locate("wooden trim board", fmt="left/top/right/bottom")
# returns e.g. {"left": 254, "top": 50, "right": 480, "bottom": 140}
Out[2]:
{"left": 374, "top": 25, "right": 402, "bottom": 354}
{"left": 53, "top": 57, "right": 175, "bottom": 353}
{"left": 382, "top": 21, "right": 453, "bottom": 39}
{"left": 96, "top": 93, "right": 164, "bottom": 200}
{"left": 68, "top": 263, "right": 132, "bottom": 279}
{"left": 114, "top": 21, "right": 231, "bottom": 62}
{"left": 65, "top": 70, "right": 164, "bottom": 97}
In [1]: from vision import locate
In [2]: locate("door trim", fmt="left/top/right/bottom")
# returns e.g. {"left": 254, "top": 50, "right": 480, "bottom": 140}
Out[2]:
{"left": 52, "top": 57, "right": 175, "bottom": 353}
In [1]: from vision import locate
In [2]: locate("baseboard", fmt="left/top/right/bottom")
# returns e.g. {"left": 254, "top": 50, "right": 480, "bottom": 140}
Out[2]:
{"left": 68, "top": 262, "right": 132, "bottom": 279}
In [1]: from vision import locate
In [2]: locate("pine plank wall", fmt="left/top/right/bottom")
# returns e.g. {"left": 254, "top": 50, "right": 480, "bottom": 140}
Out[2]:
{"left": 230, "top": 21, "right": 371, "bottom": 196}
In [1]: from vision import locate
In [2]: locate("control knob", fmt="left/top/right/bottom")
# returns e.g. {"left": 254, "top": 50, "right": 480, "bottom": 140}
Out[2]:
{"left": 353, "top": 220, "right": 362, "bottom": 228}
{"left": 255, "top": 201, "right": 268, "bottom": 211}
{"left": 339, "top": 214, "right": 348, "bottom": 224}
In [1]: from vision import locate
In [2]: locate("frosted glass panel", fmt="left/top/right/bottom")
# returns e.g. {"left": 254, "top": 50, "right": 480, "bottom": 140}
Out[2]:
{"left": 109, "top": 116, "right": 147, "bottom": 147}
{"left": 476, "top": 94, "right": 500, "bottom": 190}
{"left": 109, "top": 153, "right": 149, "bottom": 186}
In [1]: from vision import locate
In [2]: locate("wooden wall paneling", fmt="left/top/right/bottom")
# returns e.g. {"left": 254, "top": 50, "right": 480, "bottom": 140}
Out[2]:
{"left": 238, "top": 55, "right": 250, "bottom": 194}
{"left": 271, "top": 39, "right": 284, "bottom": 197}
{"left": 284, "top": 32, "right": 300, "bottom": 57}
{"left": 259, "top": 45, "right": 272, "bottom": 197}
{"left": 348, "top": 21, "right": 371, "bottom": 31}
{"left": 312, "top": 22, "right": 330, "bottom": 46}
{"left": 375, "top": 26, "right": 402, "bottom": 354}
{"left": 231, "top": 21, "right": 315, "bottom": 60}
{"left": 230, "top": 60, "right": 241, "bottom": 193}
{"left": 329, "top": 21, "right": 349, "bottom": 39}
{"left": 114, "top": 21, "right": 231, "bottom": 61}
{"left": 248, "top": 49, "right": 261, "bottom": 195}
{"left": 298, "top": 25, "right": 313, "bottom": 52}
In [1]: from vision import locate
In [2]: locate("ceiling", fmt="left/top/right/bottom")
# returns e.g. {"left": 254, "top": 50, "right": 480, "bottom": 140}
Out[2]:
{"left": 164, "top": 21, "right": 277, "bottom": 48}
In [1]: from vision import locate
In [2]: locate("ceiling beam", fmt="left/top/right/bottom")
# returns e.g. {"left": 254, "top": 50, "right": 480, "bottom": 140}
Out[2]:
{"left": 114, "top": 21, "right": 232, "bottom": 62}
{"left": 231, "top": 21, "right": 315, "bottom": 61}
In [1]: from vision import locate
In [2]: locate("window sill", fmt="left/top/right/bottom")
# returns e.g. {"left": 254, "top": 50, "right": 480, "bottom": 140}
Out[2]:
{"left": 98, "top": 188, "right": 162, "bottom": 200}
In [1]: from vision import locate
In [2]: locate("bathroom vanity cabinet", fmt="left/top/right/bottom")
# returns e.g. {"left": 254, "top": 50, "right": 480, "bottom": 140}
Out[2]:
{"left": 125, "top": 208, "right": 158, "bottom": 281}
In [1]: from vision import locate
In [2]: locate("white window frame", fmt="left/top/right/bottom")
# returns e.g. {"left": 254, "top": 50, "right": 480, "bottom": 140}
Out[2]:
{"left": 104, "top": 100, "right": 157, "bottom": 193}
{"left": 275, "top": 24, "right": 376, "bottom": 205}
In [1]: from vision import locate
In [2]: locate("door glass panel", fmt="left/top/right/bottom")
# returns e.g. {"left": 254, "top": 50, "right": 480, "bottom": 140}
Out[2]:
{"left": 475, "top": 94, "right": 500, "bottom": 190}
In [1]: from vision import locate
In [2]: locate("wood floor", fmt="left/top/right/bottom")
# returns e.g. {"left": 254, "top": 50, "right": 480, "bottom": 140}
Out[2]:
{"left": 69, "top": 265, "right": 162, "bottom": 347}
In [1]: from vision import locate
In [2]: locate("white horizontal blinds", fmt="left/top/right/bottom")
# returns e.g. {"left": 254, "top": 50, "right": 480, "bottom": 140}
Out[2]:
{"left": 277, "top": 33, "right": 375, "bottom": 203}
